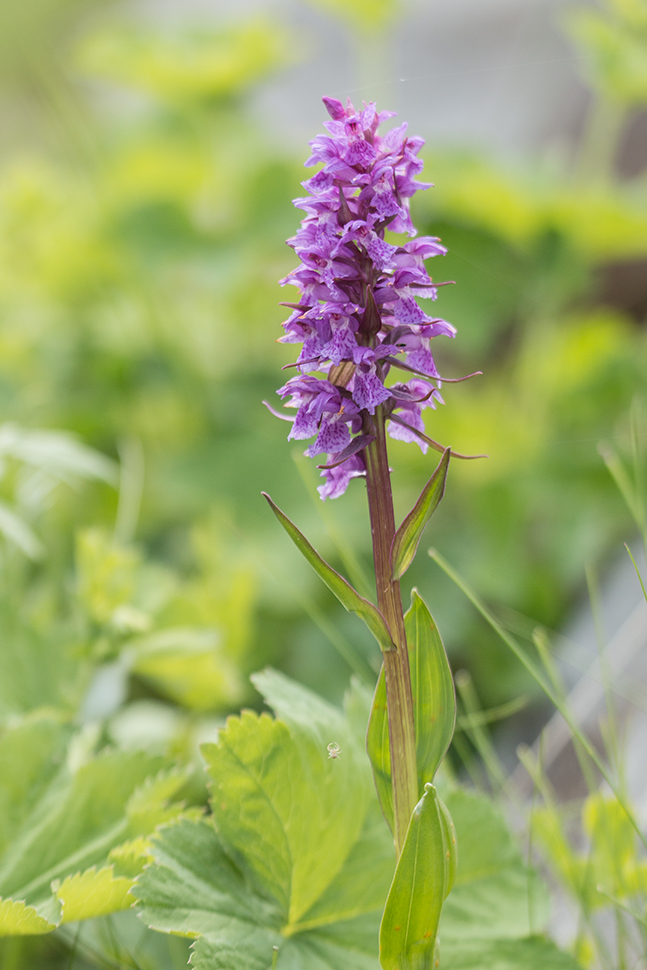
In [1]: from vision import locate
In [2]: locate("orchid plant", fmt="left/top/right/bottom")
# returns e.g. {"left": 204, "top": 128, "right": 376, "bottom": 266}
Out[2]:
{"left": 0, "top": 96, "right": 587, "bottom": 970}
{"left": 263, "top": 95, "right": 471, "bottom": 965}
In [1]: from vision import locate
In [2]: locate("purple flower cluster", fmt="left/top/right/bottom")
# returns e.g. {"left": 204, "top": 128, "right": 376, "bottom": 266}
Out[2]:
{"left": 275, "top": 97, "right": 456, "bottom": 499}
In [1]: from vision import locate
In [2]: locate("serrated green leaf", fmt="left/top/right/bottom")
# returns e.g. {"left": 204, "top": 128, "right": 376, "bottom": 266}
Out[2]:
{"left": 262, "top": 493, "right": 395, "bottom": 655}
{"left": 133, "top": 817, "right": 283, "bottom": 942}
{"left": 108, "top": 835, "right": 154, "bottom": 878}
{"left": 367, "top": 591, "right": 455, "bottom": 833}
{"left": 133, "top": 673, "right": 574, "bottom": 970}
{"left": 56, "top": 866, "right": 134, "bottom": 922}
{"left": 202, "top": 691, "right": 370, "bottom": 927}
{"left": 379, "top": 784, "right": 456, "bottom": 970}
{"left": 135, "top": 816, "right": 381, "bottom": 970}
{"left": 390, "top": 449, "right": 450, "bottom": 581}
{"left": 0, "top": 899, "right": 57, "bottom": 936}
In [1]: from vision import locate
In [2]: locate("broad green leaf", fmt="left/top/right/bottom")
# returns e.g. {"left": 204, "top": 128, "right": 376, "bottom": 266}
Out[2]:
{"left": 250, "top": 672, "right": 394, "bottom": 931}
{"left": 251, "top": 667, "right": 354, "bottom": 748}
{"left": 202, "top": 691, "right": 370, "bottom": 927}
{"left": 295, "top": 800, "right": 394, "bottom": 931}
{"left": 134, "top": 672, "right": 575, "bottom": 970}
{"left": 262, "top": 493, "right": 396, "bottom": 655}
{"left": 133, "top": 816, "right": 282, "bottom": 941}
{"left": 191, "top": 913, "right": 381, "bottom": 970}
{"left": 0, "top": 899, "right": 56, "bottom": 936}
{"left": 56, "top": 866, "right": 134, "bottom": 922}
{"left": 390, "top": 449, "right": 450, "bottom": 580}
{"left": 367, "top": 591, "right": 455, "bottom": 832}
{"left": 135, "top": 817, "right": 382, "bottom": 970}
{"left": 379, "top": 784, "right": 456, "bottom": 970}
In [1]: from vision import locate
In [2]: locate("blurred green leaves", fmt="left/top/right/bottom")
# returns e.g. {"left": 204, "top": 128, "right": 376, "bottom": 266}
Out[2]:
{"left": 565, "top": 0, "right": 647, "bottom": 106}
{"left": 303, "top": 0, "right": 398, "bottom": 32}
{"left": 78, "top": 21, "right": 293, "bottom": 105}
{"left": 0, "top": 715, "right": 192, "bottom": 935}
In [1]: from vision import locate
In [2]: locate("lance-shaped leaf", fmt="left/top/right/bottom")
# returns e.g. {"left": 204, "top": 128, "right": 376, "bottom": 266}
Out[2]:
{"left": 379, "top": 784, "right": 457, "bottom": 970}
{"left": 367, "top": 590, "right": 456, "bottom": 833}
{"left": 262, "top": 493, "right": 395, "bottom": 654}
{"left": 366, "top": 670, "right": 393, "bottom": 834}
{"left": 391, "top": 449, "right": 450, "bottom": 580}
{"left": 408, "top": 591, "right": 455, "bottom": 791}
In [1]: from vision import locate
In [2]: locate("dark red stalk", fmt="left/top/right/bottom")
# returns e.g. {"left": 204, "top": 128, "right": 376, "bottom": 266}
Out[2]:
{"left": 364, "top": 406, "right": 419, "bottom": 856}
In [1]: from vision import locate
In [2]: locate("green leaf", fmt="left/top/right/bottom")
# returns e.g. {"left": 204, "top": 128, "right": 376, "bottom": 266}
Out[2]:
{"left": 133, "top": 817, "right": 283, "bottom": 941}
{"left": 379, "top": 784, "right": 456, "bottom": 970}
{"left": 0, "top": 500, "right": 44, "bottom": 559}
{"left": 130, "top": 627, "right": 244, "bottom": 711}
{"left": 440, "top": 788, "right": 549, "bottom": 941}
{"left": 390, "top": 449, "right": 450, "bottom": 580}
{"left": 441, "top": 937, "right": 583, "bottom": 970}
{"left": 134, "top": 672, "right": 576, "bottom": 970}
{"left": 366, "top": 666, "right": 393, "bottom": 833}
{"left": 135, "top": 818, "right": 385, "bottom": 970}
{"left": 202, "top": 674, "right": 371, "bottom": 927}
{"left": 56, "top": 866, "right": 134, "bottom": 923}
{"left": 295, "top": 800, "right": 394, "bottom": 932}
{"left": 262, "top": 493, "right": 396, "bottom": 654}
{"left": 0, "top": 715, "right": 188, "bottom": 935}
{"left": 407, "top": 592, "right": 455, "bottom": 791}
{"left": 367, "top": 590, "right": 455, "bottom": 833}
{"left": 0, "top": 899, "right": 57, "bottom": 936}
{"left": 135, "top": 673, "right": 394, "bottom": 966}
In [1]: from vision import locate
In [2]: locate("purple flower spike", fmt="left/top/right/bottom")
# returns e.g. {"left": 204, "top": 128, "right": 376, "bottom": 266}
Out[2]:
{"left": 273, "top": 97, "right": 457, "bottom": 497}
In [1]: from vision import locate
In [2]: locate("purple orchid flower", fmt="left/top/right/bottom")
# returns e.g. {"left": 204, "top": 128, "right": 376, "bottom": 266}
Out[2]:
{"left": 274, "top": 96, "right": 457, "bottom": 498}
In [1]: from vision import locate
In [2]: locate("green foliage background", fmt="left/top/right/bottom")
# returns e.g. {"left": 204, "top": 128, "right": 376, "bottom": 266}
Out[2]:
{"left": 0, "top": 0, "right": 645, "bottom": 965}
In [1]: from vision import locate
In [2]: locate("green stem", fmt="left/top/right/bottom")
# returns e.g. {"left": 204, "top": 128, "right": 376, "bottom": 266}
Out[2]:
{"left": 364, "top": 406, "right": 418, "bottom": 856}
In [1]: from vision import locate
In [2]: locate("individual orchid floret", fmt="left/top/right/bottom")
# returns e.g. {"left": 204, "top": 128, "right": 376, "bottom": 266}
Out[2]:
{"left": 273, "top": 96, "right": 461, "bottom": 498}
